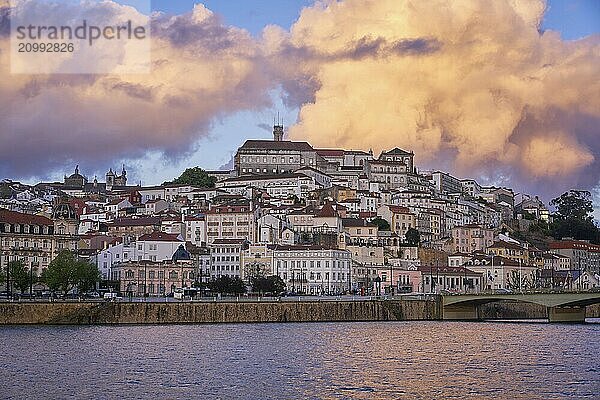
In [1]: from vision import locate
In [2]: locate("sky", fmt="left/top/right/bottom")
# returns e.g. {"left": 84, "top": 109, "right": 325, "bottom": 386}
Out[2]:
{"left": 1, "top": 0, "right": 599, "bottom": 217}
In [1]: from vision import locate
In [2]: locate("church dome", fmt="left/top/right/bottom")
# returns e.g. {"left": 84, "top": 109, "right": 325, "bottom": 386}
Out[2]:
{"left": 172, "top": 244, "right": 191, "bottom": 261}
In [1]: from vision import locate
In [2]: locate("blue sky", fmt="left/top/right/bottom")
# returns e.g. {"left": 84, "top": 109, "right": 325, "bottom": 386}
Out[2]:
{"left": 149, "top": 0, "right": 600, "bottom": 39}
{"left": 152, "top": 0, "right": 314, "bottom": 36}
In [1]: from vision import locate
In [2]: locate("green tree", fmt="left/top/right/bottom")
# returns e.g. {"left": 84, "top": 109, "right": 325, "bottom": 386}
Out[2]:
{"left": 252, "top": 275, "right": 286, "bottom": 294}
{"left": 550, "top": 190, "right": 594, "bottom": 221}
{"left": 76, "top": 261, "right": 101, "bottom": 294}
{"left": 9, "top": 261, "right": 29, "bottom": 294}
{"left": 549, "top": 190, "right": 600, "bottom": 244}
{"left": 551, "top": 218, "right": 600, "bottom": 244}
{"left": 371, "top": 217, "right": 390, "bottom": 231}
{"left": 167, "top": 167, "right": 216, "bottom": 188}
{"left": 42, "top": 251, "right": 100, "bottom": 295}
{"left": 208, "top": 276, "right": 247, "bottom": 295}
{"left": 229, "top": 277, "right": 247, "bottom": 294}
{"left": 405, "top": 227, "right": 420, "bottom": 246}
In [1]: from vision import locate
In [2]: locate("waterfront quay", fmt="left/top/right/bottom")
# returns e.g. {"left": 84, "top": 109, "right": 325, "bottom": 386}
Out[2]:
{"left": 1, "top": 293, "right": 599, "bottom": 325}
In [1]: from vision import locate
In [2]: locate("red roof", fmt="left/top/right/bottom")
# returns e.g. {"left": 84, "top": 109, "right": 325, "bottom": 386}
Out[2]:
{"left": 315, "top": 203, "right": 337, "bottom": 218}
{"left": 387, "top": 205, "right": 412, "bottom": 214}
{"left": 0, "top": 209, "right": 53, "bottom": 226}
{"left": 240, "top": 140, "right": 313, "bottom": 152}
{"left": 138, "top": 232, "right": 183, "bottom": 242}
{"left": 489, "top": 240, "right": 525, "bottom": 250}
{"left": 316, "top": 149, "right": 345, "bottom": 157}
{"left": 549, "top": 240, "right": 600, "bottom": 253}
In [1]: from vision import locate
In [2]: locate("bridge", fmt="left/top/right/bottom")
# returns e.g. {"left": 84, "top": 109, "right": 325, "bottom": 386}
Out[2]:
{"left": 442, "top": 292, "right": 600, "bottom": 322}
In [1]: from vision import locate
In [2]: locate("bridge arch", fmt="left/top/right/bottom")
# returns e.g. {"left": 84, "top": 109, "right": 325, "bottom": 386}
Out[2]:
{"left": 441, "top": 293, "right": 600, "bottom": 322}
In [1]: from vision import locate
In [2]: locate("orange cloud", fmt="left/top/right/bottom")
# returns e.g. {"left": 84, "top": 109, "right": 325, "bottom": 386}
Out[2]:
{"left": 275, "top": 0, "right": 599, "bottom": 180}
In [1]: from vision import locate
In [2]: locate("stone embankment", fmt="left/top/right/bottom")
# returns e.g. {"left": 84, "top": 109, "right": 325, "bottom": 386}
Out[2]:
{"left": 0, "top": 299, "right": 597, "bottom": 325}
{"left": 0, "top": 299, "right": 440, "bottom": 325}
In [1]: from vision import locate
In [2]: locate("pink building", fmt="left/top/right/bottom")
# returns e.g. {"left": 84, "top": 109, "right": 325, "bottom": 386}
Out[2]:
{"left": 451, "top": 224, "right": 494, "bottom": 254}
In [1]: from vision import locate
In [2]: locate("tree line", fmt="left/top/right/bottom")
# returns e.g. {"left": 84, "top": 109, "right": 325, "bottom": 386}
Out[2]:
{"left": 1, "top": 250, "right": 100, "bottom": 296}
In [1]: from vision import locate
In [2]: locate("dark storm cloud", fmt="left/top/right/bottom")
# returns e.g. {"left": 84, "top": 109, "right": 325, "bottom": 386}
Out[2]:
{"left": 275, "top": 35, "right": 441, "bottom": 62}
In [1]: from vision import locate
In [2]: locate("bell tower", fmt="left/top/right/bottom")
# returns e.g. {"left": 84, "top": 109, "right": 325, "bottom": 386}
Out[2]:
{"left": 273, "top": 124, "right": 284, "bottom": 141}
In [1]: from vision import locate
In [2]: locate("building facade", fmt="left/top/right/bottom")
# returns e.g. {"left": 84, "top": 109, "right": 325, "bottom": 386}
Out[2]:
{"left": 272, "top": 245, "right": 351, "bottom": 295}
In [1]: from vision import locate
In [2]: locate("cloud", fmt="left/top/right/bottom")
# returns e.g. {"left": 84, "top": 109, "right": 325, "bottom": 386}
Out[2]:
{"left": 257, "top": 123, "right": 272, "bottom": 132}
{"left": 0, "top": 1, "right": 272, "bottom": 180}
{"left": 274, "top": 0, "right": 599, "bottom": 201}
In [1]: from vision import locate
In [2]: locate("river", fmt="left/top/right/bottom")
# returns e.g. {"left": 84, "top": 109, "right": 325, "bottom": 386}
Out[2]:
{"left": 0, "top": 321, "right": 598, "bottom": 399}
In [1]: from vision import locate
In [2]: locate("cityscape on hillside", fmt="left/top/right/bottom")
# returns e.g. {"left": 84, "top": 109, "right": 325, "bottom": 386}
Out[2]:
{"left": 1, "top": 124, "right": 599, "bottom": 298}
{"left": 2, "top": 0, "right": 600, "bottom": 397}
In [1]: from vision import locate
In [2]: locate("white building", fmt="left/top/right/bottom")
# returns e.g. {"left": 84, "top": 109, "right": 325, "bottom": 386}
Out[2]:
{"left": 216, "top": 173, "right": 320, "bottom": 199}
{"left": 209, "top": 238, "right": 246, "bottom": 278}
{"left": 97, "top": 232, "right": 185, "bottom": 280}
{"left": 271, "top": 245, "right": 351, "bottom": 295}
{"left": 183, "top": 216, "right": 206, "bottom": 246}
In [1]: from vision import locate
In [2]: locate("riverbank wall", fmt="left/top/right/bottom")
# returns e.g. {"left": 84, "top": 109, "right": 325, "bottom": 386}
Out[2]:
{"left": 0, "top": 300, "right": 597, "bottom": 325}
{"left": 0, "top": 299, "right": 441, "bottom": 325}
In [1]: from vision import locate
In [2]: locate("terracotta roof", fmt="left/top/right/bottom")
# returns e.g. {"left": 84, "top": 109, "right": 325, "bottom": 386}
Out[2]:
{"left": 0, "top": 209, "right": 53, "bottom": 226}
{"left": 138, "top": 232, "right": 183, "bottom": 242}
{"left": 342, "top": 218, "right": 376, "bottom": 228}
{"left": 316, "top": 149, "right": 344, "bottom": 157}
{"left": 386, "top": 205, "right": 412, "bottom": 214}
{"left": 239, "top": 140, "right": 314, "bottom": 152}
{"left": 549, "top": 240, "right": 600, "bottom": 252}
{"left": 489, "top": 240, "right": 525, "bottom": 251}
{"left": 315, "top": 203, "right": 337, "bottom": 218}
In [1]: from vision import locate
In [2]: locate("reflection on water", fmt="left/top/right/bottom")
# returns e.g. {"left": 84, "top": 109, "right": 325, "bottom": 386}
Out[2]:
{"left": 0, "top": 321, "right": 598, "bottom": 399}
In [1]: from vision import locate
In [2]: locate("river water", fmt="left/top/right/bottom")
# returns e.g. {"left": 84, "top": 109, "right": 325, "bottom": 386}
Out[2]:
{"left": 0, "top": 321, "right": 598, "bottom": 399}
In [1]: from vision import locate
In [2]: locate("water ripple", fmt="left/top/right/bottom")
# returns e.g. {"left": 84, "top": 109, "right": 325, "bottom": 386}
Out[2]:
{"left": 0, "top": 321, "right": 598, "bottom": 399}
